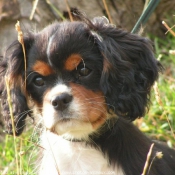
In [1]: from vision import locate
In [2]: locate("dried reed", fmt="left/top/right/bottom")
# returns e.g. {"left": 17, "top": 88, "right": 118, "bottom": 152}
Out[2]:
{"left": 15, "top": 21, "right": 27, "bottom": 89}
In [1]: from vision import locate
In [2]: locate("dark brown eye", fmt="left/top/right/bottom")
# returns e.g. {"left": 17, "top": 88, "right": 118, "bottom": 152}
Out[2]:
{"left": 34, "top": 77, "right": 45, "bottom": 86}
{"left": 79, "top": 67, "right": 91, "bottom": 76}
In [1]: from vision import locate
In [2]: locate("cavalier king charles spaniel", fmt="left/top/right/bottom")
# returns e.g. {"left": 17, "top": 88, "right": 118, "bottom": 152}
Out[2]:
{"left": 0, "top": 14, "right": 175, "bottom": 175}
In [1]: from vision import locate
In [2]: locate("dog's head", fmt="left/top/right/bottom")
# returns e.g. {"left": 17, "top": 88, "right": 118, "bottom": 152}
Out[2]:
{"left": 0, "top": 16, "right": 162, "bottom": 139}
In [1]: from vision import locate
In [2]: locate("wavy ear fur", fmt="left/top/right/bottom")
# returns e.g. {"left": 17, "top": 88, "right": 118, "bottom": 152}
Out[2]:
{"left": 0, "top": 36, "right": 34, "bottom": 135}
{"left": 86, "top": 17, "right": 162, "bottom": 121}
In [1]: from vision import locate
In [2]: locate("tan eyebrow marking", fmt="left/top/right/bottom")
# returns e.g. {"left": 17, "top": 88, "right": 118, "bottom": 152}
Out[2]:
{"left": 64, "top": 54, "right": 82, "bottom": 71}
{"left": 32, "top": 61, "right": 54, "bottom": 76}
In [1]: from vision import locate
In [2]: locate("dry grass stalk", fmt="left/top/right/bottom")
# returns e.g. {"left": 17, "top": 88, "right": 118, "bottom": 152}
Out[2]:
{"left": 165, "top": 24, "right": 175, "bottom": 35}
{"left": 154, "top": 82, "right": 175, "bottom": 139}
{"left": 162, "top": 21, "right": 175, "bottom": 37}
{"left": 153, "top": 82, "right": 163, "bottom": 107}
{"left": 102, "top": 0, "right": 113, "bottom": 24}
{"left": 143, "top": 0, "right": 150, "bottom": 12}
{"left": 30, "top": 0, "right": 39, "bottom": 20}
{"left": 154, "top": 81, "right": 175, "bottom": 139}
{"left": 46, "top": 0, "right": 66, "bottom": 20}
{"left": 19, "top": 138, "right": 23, "bottom": 175}
{"left": 169, "top": 50, "right": 175, "bottom": 55}
{"left": 19, "top": 137, "right": 45, "bottom": 151}
{"left": 141, "top": 143, "right": 154, "bottom": 175}
{"left": 15, "top": 21, "right": 27, "bottom": 89}
{"left": 64, "top": 0, "right": 73, "bottom": 22}
{"left": 165, "top": 114, "right": 175, "bottom": 140}
{"left": 46, "top": 131, "right": 60, "bottom": 175}
{"left": 147, "top": 151, "right": 163, "bottom": 175}
{"left": 5, "top": 77, "right": 20, "bottom": 175}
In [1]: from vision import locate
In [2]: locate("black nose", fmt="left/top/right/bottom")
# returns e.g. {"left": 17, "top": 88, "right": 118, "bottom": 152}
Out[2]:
{"left": 51, "top": 93, "right": 73, "bottom": 111}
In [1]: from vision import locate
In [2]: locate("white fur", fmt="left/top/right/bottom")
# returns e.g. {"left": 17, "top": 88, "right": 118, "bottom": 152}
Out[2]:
{"left": 40, "top": 83, "right": 124, "bottom": 175}
{"left": 39, "top": 131, "right": 125, "bottom": 175}
{"left": 55, "top": 119, "right": 94, "bottom": 140}
{"left": 48, "top": 84, "right": 72, "bottom": 96}
{"left": 42, "top": 83, "right": 95, "bottom": 140}
{"left": 47, "top": 34, "right": 54, "bottom": 59}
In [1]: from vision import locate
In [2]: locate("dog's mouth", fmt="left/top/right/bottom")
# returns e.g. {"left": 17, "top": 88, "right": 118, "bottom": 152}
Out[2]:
{"left": 58, "top": 118, "right": 71, "bottom": 122}
{"left": 45, "top": 116, "right": 95, "bottom": 140}
{"left": 47, "top": 117, "right": 78, "bottom": 131}
{"left": 47, "top": 117, "right": 72, "bottom": 130}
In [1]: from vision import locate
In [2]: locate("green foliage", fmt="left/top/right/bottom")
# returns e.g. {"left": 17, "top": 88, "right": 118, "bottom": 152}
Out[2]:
{"left": 136, "top": 33, "right": 175, "bottom": 147}
{"left": 0, "top": 128, "right": 39, "bottom": 175}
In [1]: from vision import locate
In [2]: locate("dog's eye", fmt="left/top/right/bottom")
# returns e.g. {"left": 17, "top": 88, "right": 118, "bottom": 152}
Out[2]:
{"left": 34, "top": 77, "right": 45, "bottom": 86}
{"left": 79, "top": 67, "right": 91, "bottom": 76}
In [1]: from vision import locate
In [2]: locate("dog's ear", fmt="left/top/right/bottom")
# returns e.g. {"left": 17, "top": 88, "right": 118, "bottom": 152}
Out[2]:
{"left": 0, "top": 36, "right": 34, "bottom": 135}
{"left": 88, "top": 17, "right": 162, "bottom": 121}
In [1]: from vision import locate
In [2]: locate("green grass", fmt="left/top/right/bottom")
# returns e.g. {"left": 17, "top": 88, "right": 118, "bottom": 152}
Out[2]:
{"left": 0, "top": 33, "right": 175, "bottom": 175}
{"left": 0, "top": 128, "right": 39, "bottom": 174}
{"left": 136, "top": 33, "right": 175, "bottom": 147}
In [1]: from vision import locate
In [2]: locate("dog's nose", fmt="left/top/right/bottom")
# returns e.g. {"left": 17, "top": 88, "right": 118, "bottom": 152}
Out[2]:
{"left": 51, "top": 93, "right": 73, "bottom": 111}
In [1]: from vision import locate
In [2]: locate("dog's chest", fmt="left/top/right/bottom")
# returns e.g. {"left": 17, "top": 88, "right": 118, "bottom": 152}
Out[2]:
{"left": 39, "top": 132, "right": 124, "bottom": 175}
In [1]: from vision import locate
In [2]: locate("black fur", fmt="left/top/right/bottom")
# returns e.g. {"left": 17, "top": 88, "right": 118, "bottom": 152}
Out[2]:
{"left": 83, "top": 16, "right": 162, "bottom": 120}
{"left": 90, "top": 117, "right": 175, "bottom": 175}
{"left": 0, "top": 14, "right": 175, "bottom": 175}
{"left": 0, "top": 37, "right": 34, "bottom": 135}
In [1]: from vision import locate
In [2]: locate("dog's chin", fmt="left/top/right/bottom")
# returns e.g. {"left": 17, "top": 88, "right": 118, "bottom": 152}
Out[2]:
{"left": 47, "top": 118, "right": 94, "bottom": 141}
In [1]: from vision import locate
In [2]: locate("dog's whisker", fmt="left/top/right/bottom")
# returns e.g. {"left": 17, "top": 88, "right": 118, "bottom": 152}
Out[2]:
{"left": 83, "top": 96, "right": 106, "bottom": 100}
{"left": 77, "top": 102, "right": 114, "bottom": 114}
{"left": 27, "top": 143, "right": 41, "bottom": 173}
{"left": 31, "top": 117, "right": 43, "bottom": 139}
{"left": 21, "top": 71, "right": 36, "bottom": 88}
{"left": 88, "top": 137, "right": 100, "bottom": 149}
{"left": 74, "top": 97, "right": 116, "bottom": 110}
{"left": 15, "top": 109, "right": 34, "bottom": 127}
{"left": 85, "top": 100, "right": 115, "bottom": 109}
{"left": 15, "top": 124, "right": 27, "bottom": 133}
{"left": 93, "top": 102, "right": 116, "bottom": 111}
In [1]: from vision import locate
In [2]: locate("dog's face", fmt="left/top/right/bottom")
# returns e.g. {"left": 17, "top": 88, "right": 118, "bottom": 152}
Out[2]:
{"left": 0, "top": 17, "right": 161, "bottom": 139}
{"left": 25, "top": 22, "right": 107, "bottom": 139}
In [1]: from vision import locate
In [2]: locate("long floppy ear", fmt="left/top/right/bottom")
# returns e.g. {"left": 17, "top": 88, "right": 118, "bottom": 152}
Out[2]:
{"left": 0, "top": 36, "right": 34, "bottom": 135}
{"left": 87, "top": 17, "right": 162, "bottom": 121}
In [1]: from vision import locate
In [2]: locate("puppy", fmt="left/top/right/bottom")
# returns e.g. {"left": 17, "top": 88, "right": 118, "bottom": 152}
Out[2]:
{"left": 0, "top": 15, "right": 175, "bottom": 175}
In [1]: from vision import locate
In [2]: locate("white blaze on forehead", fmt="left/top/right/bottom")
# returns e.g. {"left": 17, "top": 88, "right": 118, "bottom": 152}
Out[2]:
{"left": 46, "top": 34, "right": 54, "bottom": 59}
{"left": 48, "top": 83, "right": 72, "bottom": 97}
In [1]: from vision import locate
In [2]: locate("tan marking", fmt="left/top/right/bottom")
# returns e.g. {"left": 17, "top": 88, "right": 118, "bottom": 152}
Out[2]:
{"left": 64, "top": 54, "right": 82, "bottom": 71}
{"left": 70, "top": 83, "right": 108, "bottom": 129}
{"left": 33, "top": 61, "right": 54, "bottom": 76}
{"left": 103, "top": 58, "right": 112, "bottom": 73}
{"left": 102, "top": 52, "right": 113, "bottom": 74}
